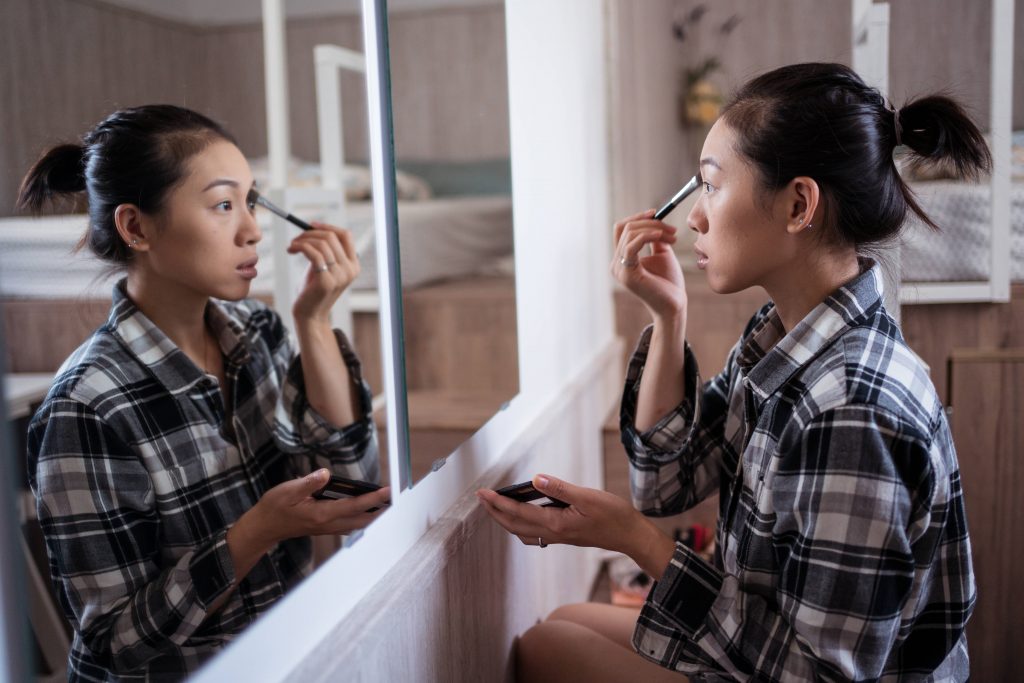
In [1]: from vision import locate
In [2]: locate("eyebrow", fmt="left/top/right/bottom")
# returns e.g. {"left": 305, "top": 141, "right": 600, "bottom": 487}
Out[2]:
{"left": 202, "top": 179, "right": 257, "bottom": 192}
{"left": 202, "top": 178, "right": 237, "bottom": 192}
{"left": 699, "top": 157, "right": 722, "bottom": 171}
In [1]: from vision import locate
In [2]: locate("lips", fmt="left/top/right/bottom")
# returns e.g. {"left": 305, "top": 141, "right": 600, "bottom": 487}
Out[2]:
{"left": 237, "top": 256, "right": 259, "bottom": 279}
{"left": 694, "top": 246, "right": 709, "bottom": 270}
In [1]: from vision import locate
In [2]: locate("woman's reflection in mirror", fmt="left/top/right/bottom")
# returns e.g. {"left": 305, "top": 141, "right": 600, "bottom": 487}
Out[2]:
{"left": 19, "top": 104, "right": 389, "bottom": 681}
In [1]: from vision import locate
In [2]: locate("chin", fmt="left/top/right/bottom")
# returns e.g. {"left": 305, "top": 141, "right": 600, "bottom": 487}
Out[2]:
{"left": 704, "top": 271, "right": 732, "bottom": 295}
{"left": 214, "top": 281, "right": 253, "bottom": 302}
{"left": 705, "top": 270, "right": 752, "bottom": 296}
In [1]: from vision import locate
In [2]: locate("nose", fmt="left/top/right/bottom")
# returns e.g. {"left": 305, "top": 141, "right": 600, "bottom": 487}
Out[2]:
{"left": 686, "top": 196, "right": 708, "bottom": 234}
{"left": 240, "top": 206, "right": 262, "bottom": 245}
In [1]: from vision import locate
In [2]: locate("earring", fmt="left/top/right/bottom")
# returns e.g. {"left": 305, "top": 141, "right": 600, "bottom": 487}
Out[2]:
{"left": 806, "top": 222, "right": 813, "bottom": 229}
{"left": 130, "top": 239, "right": 139, "bottom": 247}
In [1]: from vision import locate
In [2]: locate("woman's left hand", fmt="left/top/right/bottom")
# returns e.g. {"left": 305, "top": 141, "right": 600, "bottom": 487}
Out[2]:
{"left": 476, "top": 474, "right": 676, "bottom": 580}
{"left": 287, "top": 222, "right": 360, "bottom": 322}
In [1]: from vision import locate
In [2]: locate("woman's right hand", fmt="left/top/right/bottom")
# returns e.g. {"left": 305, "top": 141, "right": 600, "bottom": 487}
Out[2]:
{"left": 237, "top": 469, "right": 390, "bottom": 554}
{"left": 610, "top": 209, "right": 687, "bottom": 321}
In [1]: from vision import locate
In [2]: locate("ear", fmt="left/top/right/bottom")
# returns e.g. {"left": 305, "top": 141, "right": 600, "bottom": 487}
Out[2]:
{"left": 783, "top": 176, "right": 820, "bottom": 235}
{"left": 113, "top": 204, "right": 148, "bottom": 251}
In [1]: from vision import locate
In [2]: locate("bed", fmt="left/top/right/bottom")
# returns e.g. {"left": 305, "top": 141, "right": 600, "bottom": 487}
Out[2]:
{"left": 245, "top": 156, "right": 514, "bottom": 296}
{"left": 900, "top": 180, "right": 1024, "bottom": 283}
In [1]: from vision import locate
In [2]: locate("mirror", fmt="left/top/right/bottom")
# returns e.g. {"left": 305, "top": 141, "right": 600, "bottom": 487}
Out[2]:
{"left": 381, "top": 0, "right": 519, "bottom": 485}
{"left": 0, "top": 0, "right": 388, "bottom": 678}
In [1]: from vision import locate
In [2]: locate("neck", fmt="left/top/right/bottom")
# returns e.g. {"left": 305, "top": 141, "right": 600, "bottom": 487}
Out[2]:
{"left": 126, "top": 270, "right": 210, "bottom": 363}
{"left": 762, "top": 248, "right": 862, "bottom": 333}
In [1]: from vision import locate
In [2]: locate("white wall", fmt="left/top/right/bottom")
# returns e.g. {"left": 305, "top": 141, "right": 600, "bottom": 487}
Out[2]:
{"left": 193, "top": 1, "right": 618, "bottom": 680}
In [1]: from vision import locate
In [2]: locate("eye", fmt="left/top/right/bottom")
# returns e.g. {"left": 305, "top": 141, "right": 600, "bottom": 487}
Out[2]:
{"left": 215, "top": 200, "right": 232, "bottom": 212}
{"left": 703, "top": 181, "right": 715, "bottom": 194}
{"left": 246, "top": 191, "right": 258, "bottom": 213}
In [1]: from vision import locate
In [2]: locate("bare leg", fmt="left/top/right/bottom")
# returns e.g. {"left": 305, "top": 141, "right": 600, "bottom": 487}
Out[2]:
{"left": 546, "top": 602, "right": 642, "bottom": 649}
{"left": 515, "top": 618, "right": 688, "bottom": 683}
{"left": 517, "top": 603, "right": 686, "bottom": 682}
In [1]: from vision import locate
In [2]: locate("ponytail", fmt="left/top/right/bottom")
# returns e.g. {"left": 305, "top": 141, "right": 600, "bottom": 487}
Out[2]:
{"left": 892, "top": 95, "right": 993, "bottom": 229}
{"left": 17, "top": 144, "right": 87, "bottom": 213}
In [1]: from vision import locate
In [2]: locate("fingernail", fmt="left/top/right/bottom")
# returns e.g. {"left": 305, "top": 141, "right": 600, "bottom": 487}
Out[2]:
{"left": 536, "top": 476, "right": 549, "bottom": 489}
{"left": 309, "top": 468, "right": 328, "bottom": 480}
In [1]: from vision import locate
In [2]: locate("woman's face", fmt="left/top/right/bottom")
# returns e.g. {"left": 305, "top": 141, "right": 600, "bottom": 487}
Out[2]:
{"left": 686, "top": 119, "right": 795, "bottom": 294}
{"left": 142, "top": 140, "right": 262, "bottom": 302}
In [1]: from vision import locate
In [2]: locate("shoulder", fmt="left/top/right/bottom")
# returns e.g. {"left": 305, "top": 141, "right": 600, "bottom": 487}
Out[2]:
{"left": 797, "top": 309, "right": 942, "bottom": 441}
{"left": 27, "top": 328, "right": 140, "bottom": 471}
{"left": 42, "top": 324, "right": 141, "bottom": 411}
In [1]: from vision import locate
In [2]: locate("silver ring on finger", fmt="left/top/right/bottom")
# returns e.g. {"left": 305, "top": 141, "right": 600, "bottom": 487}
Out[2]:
{"left": 620, "top": 256, "right": 638, "bottom": 268}
{"left": 316, "top": 263, "right": 330, "bottom": 273}
{"left": 538, "top": 537, "right": 547, "bottom": 548}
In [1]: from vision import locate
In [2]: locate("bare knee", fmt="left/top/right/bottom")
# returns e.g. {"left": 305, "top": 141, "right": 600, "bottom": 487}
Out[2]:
{"left": 546, "top": 602, "right": 592, "bottom": 624}
{"left": 516, "top": 620, "right": 570, "bottom": 683}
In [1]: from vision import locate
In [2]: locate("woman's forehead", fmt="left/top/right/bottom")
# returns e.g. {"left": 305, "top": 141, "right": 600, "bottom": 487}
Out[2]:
{"left": 700, "top": 120, "right": 738, "bottom": 170}
{"left": 183, "top": 140, "right": 252, "bottom": 188}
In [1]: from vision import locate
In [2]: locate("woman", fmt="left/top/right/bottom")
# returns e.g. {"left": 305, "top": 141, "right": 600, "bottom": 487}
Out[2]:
{"left": 478, "top": 63, "right": 986, "bottom": 681}
{"left": 20, "top": 105, "right": 389, "bottom": 681}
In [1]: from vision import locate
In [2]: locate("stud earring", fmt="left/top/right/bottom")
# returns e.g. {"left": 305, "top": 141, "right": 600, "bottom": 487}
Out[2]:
{"left": 130, "top": 239, "right": 139, "bottom": 247}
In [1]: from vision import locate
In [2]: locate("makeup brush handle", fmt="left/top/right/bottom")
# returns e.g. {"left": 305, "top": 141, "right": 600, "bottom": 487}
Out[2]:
{"left": 286, "top": 213, "right": 314, "bottom": 231}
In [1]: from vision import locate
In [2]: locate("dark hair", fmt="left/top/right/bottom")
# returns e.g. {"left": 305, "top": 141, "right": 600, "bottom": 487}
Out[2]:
{"left": 720, "top": 62, "right": 992, "bottom": 246}
{"left": 17, "top": 104, "right": 237, "bottom": 264}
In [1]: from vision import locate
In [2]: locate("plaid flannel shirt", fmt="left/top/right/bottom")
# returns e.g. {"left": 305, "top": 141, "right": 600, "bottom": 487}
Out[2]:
{"left": 27, "top": 279, "right": 379, "bottom": 682}
{"left": 621, "top": 261, "right": 974, "bottom": 682}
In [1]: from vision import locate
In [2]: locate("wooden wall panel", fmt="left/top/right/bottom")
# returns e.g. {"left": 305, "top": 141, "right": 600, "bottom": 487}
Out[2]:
{"left": 1, "top": 2, "right": 509, "bottom": 216}
{"left": 196, "top": 6, "right": 509, "bottom": 164}
{"left": 197, "top": 16, "right": 366, "bottom": 162}
{"left": 606, "top": 0, "right": 854, "bottom": 223}
{"left": 0, "top": 0, "right": 206, "bottom": 217}
{"left": 888, "top": 0, "right": 1024, "bottom": 131}
{"left": 387, "top": 7, "right": 510, "bottom": 162}
{"left": 401, "top": 276, "right": 518, "bottom": 394}
{"left": 900, "top": 284, "right": 1024, "bottom": 403}
{"left": 2, "top": 298, "right": 111, "bottom": 373}
{"left": 948, "top": 351, "right": 1024, "bottom": 683}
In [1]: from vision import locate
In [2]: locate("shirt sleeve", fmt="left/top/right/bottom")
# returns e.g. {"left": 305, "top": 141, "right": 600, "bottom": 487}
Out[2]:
{"left": 27, "top": 398, "right": 236, "bottom": 675}
{"left": 274, "top": 324, "right": 381, "bottom": 485}
{"left": 620, "top": 324, "right": 740, "bottom": 517}
{"left": 633, "top": 404, "right": 953, "bottom": 681}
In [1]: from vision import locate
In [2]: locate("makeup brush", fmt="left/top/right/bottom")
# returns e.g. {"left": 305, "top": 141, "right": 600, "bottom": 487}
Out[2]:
{"left": 653, "top": 173, "right": 702, "bottom": 220}
{"left": 251, "top": 190, "right": 314, "bottom": 231}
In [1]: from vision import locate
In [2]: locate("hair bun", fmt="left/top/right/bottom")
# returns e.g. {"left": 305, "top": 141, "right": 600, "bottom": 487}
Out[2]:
{"left": 16, "top": 143, "right": 86, "bottom": 212}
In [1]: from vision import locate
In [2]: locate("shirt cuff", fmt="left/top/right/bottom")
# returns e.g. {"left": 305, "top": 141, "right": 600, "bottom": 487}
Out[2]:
{"left": 632, "top": 542, "right": 723, "bottom": 667}
{"left": 189, "top": 528, "right": 236, "bottom": 609}
{"left": 620, "top": 326, "right": 702, "bottom": 457}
